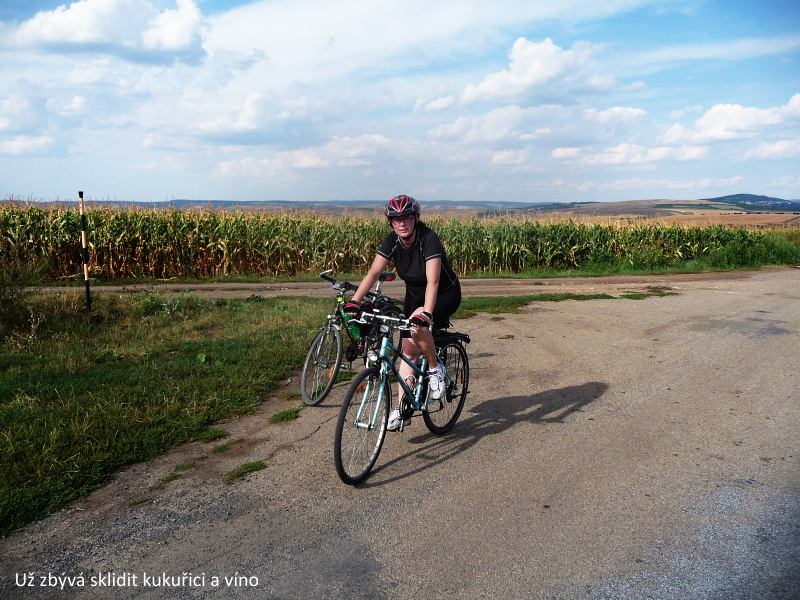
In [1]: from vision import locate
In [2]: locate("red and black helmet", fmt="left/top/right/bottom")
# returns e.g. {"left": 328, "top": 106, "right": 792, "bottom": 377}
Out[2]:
{"left": 384, "top": 194, "right": 420, "bottom": 219}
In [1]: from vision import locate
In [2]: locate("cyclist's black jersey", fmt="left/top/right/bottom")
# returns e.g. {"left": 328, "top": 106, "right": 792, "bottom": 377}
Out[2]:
{"left": 377, "top": 224, "right": 459, "bottom": 297}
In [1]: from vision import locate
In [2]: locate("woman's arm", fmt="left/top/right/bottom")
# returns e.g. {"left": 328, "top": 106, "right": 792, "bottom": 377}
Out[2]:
{"left": 352, "top": 254, "right": 390, "bottom": 302}
{"left": 423, "top": 257, "right": 441, "bottom": 314}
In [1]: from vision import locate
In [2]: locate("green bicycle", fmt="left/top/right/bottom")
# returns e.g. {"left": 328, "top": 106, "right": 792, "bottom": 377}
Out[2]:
{"left": 300, "top": 269, "right": 402, "bottom": 406}
{"left": 333, "top": 312, "right": 470, "bottom": 485}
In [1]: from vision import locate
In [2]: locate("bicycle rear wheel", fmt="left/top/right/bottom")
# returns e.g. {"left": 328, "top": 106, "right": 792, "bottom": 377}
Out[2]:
{"left": 423, "top": 341, "right": 469, "bottom": 435}
{"left": 334, "top": 367, "right": 390, "bottom": 485}
{"left": 301, "top": 323, "right": 343, "bottom": 406}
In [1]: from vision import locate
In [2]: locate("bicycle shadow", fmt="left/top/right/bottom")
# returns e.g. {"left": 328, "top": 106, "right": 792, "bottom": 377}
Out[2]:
{"left": 361, "top": 381, "right": 608, "bottom": 487}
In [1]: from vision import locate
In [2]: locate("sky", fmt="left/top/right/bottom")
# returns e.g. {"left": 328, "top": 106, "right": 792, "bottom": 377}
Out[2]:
{"left": 0, "top": 0, "right": 799, "bottom": 203}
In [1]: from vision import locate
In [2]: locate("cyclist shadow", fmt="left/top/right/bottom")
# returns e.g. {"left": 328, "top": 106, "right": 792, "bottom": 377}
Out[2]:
{"left": 362, "top": 381, "right": 608, "bottom": 487}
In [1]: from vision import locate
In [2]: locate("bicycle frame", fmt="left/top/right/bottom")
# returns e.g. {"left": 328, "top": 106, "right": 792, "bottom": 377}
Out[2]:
{"left": 378, "top": 334, "right": 428, "bottom": 409}
{"left": 353, "top": 319, "right": 428, "bottom": 431}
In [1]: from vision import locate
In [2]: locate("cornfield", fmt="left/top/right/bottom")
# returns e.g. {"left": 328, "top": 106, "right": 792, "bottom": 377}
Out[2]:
{"left": 2, "top": 204, "right": 799, "bottom": 280}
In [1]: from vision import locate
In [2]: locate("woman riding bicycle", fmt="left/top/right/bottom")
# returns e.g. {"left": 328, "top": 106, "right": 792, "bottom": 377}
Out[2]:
{"left": 346, "top": 195, "right": 461, "bottom": 431}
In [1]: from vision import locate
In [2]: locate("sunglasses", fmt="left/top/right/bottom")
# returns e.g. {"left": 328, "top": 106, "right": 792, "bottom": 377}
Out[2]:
{"left": 390, "top": 214, "right": 415, "bottom": 223}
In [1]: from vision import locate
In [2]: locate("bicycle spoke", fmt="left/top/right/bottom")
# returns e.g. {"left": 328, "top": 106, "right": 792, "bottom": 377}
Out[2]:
{"left": 334, "top": 367, "right": 389, "bottom": 484}
{"left": 423, "top": 341, "right": 469, "bottom": 435}
{"left": 301, "top": 325, "right": 342, "bottom": 406}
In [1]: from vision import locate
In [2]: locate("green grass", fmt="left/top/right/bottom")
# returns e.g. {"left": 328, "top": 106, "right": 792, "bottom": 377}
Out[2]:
{"left": 269, "top": 406, "right": 303, "bottom": 423}
{"left": 0, "top": 292, "right": 329, "bottom": 535}
{"left": 334, "top": 370, "right": 357, "bottom": 383}
{"left": 223, "top": 461, "right": 266, "bottom": 484}
{"left": 454, "top": 292, "right": 616, "bottom": 318}
{"left": 453, "top": 289, "right": 676, "bottom": 318}
{"left": 149, "top": 458, "right": 200, "bottom": 490}
{"left": 194, "top": 427, "right": 229, "bottom": 442}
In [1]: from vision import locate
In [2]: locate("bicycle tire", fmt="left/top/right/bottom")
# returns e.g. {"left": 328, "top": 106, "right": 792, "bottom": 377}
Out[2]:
{"left": 300, "top": 323, "right": 343, "bottom": 406}
{"left": 423, "top": 341, "right": 469, "bottom": 435}
{"left": 334, "top": 367, "right": 390, "bottom": 485}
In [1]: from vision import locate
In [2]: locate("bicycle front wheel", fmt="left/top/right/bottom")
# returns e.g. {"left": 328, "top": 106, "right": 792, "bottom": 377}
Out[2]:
{"left": 301, "top": 323, "right": 343, "bottom": 406}
{"left": 423, "top": 341, "right": 469, "bottom": 435}
{"left": 334, "top": 367, "right": 390, "bottom": 485}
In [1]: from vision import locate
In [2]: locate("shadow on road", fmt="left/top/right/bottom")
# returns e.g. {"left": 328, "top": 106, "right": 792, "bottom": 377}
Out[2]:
{"left": 363, "top": 381, "right": 608, "bottom": 487}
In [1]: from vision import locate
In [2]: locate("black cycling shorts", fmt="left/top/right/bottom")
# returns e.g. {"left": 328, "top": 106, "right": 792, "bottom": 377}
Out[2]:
{"left": 400, "top": 284, "right": 461, "bottom": 339}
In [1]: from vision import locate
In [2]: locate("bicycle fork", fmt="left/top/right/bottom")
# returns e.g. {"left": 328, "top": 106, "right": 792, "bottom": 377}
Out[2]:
{"left": 353, "top": 355, "right": 391, "bottom": 432}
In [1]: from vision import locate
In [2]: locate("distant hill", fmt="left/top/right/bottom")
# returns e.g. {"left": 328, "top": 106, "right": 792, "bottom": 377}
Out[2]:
{"left": 699, "top": 194, "right": 800, "bottom": 211}
{"left": 74, "top": 199, "right": 502, "bottom": 213}
{"left": 78, "top": 198, "right": 566, "bottom": 215}
{"left": 12, "top": 193, "right": 800, "bottom": 215}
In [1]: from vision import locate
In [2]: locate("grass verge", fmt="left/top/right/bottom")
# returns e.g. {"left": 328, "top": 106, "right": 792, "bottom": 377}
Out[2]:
{"left": 452, "top": 290, "right": 670, "bottom": 319}
{"left": 0, "top": 292, "right": 328, "bottom": 535}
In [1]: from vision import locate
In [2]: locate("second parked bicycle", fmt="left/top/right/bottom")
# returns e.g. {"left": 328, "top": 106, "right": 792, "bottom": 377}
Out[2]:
{"left": 300, "top": 269, "right": 402, "bottom": 406}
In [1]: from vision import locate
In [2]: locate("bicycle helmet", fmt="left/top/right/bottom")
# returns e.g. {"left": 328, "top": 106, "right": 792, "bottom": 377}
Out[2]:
{"left": 384, "top": 194, "right": 420, "bottom": 219}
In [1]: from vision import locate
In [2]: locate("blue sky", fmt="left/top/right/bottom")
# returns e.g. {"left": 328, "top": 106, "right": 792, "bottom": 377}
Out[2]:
{"left": 1, "top": 0, "right": 798, "bottom": 203}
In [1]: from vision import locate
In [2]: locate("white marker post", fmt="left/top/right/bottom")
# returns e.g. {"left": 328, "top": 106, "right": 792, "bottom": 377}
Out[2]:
{"left": 79, "top": 191, "right": 91, "bottom": 312}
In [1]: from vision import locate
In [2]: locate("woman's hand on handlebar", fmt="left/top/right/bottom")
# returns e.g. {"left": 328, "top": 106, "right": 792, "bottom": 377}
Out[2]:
{"left": 343, "top": 301, "right": 362, "bottom": 316}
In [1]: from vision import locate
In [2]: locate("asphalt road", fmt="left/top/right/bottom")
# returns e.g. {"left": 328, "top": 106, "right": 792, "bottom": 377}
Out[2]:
{"left": 2, "top": 268, "right": 799, "bottom": 599}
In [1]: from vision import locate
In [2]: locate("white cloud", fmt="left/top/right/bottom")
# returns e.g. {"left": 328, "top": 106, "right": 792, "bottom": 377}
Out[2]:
{"left": 142, "top": 131, "right": 194, "bottom": 151}
{"left": 552, "top": 147, "right": 582, "bottom": 158}
{"left": 582, "top": 143, "right": 708, "bottom": 165}
{"left": 519, "top": 128, "right": 551, "bottom": 140}
{"left": 669, "top": 104, "right": 704, "bottom": 120}
{"left": 421, "top": 96, "right": 455, "bottom": 112}
{"left": 626, "top": 35, "right": 800, "bottom": 71}
{"left": 576, "top": 176, "right": 744, "bottom": 192}
{"left": 662, "top": 93, "right": 800, "bottom": 144}
{"left": 46, "top": 95, "right": 87, "bottom": 116}
{"left": 0, "top": 96, "right": 36, "bottom": 132}
{"left": 218, "top": 134, "right": 393, "bottom": 176}
{"left": 490, "top": 149, "right": 529, "bottom": 165}
{"left": 784, "top": 93, "right": 800, "bottom": 117}
{"left": 771, "top": 176, "right": 800, "bottom": 188}
{"left": 5, "top": 0, "right": 204, "bottom": 61}
{"left": 429, "top": 101, "right": 650, "bottom": 148}
{"left": 141, "top": 0, "right": 202, "bottom": 51}
{"left": 9, "top": 0, "right": 155, "bottom": 47}
{"left": 66, "top": 59, "right": 115, "bottom": 85}
{"left": 203, "top": 1, "right": 664, "bottom": 84}
{"left": 742, "top": 139, "right": 800, "bottom": 160}
{"left": 0, "top": 135, "right": 55, "bottom": 155}
{"left": 584, "top": 106, "right": 646, "bottom": 123}
{"left": 461, "top": 37, "right": 610, "bottom": 103}
{"left": 201, "top": 93, "right": 267, "bottom": 132}
{"left": 428, "top": 106, "right": 530, "bottom": 143}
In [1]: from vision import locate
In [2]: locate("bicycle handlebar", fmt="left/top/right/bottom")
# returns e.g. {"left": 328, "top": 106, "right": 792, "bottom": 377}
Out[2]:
{"left": 319, "top": 270, "right": 399, "bottom": 300}
{"left": 319, "top": 271, "right": 358, "bottom": 293}
{"left": 352, "top": 311, "right": 412, "bottom": 331}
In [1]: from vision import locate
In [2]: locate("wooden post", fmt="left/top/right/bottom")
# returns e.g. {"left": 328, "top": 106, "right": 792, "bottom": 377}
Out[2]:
{"left": 79, "top": 191, "right": 91, "bottom": 312}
